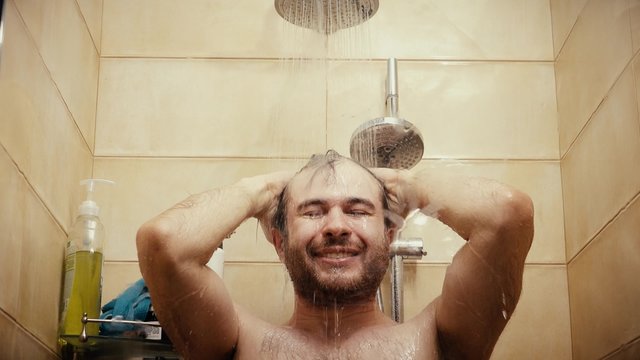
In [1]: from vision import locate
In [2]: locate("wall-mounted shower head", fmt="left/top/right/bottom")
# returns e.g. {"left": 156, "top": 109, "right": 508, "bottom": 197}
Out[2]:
{"left": 350, "top": 58, "right": 424, "bottom": 169}
{"left": 274, "top": 0, "right": 379, "bottom": 34}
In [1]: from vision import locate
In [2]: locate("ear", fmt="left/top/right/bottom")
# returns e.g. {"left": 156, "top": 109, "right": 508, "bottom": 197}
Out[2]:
{"left": 272, "top": 228, "right": 286, "bottom": 261}
{"left": 385, "top": 226, "right": 397, "bottom": 245}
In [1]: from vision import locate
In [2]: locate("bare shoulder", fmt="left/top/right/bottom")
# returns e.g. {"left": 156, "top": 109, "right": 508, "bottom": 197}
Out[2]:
{"left": 233, "top": 305, "right": 285, "bottom": 360}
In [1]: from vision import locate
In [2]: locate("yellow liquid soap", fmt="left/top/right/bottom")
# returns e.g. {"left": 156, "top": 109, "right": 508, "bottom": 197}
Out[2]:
{"left": 59, "top": 250, "right": 103, "bottom": 336}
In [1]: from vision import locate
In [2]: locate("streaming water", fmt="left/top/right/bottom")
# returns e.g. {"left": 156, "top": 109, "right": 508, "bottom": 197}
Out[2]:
{"left": 265, "top": 1, "right": 415, "bottom": 356}
{"left": 271, "top": 0, "right": 377, "bottom": 167}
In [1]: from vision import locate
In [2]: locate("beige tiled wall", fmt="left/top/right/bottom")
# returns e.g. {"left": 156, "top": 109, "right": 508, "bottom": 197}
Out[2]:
{"left": 95, "top": 59, "right": 327, "bottom": 157}
{"left": 550, "top": 0, "right": 589, "bottom": 57}
{"left": 568, "top": 196, "right": 640, "bottom": 360}
{"left": 13, "top": 0, "right": 100, "bottom": 150}
{"left": 561, "top": 67, "right": 640, "bottom": 259}
{"left": 95, "top": 1, "right": 570, "bottom": 358}
{"left": 0, "top": 0, "right": 98, "bottom": 356}
{"left": 4, "top": 0, "right": 638, "bottom": 357}
{"left": 0, "top": 0, "right": 577, "bottom": 358}
{"left": 327, "top": 61, "right": 559, "bottom": 160}
{"left": 102, "top": 0, "right": 553, "bottom": 60}
{"left": 555, "top": 0, "right": 634, "bottom": 156}
{"left": 556, "top": 0, "right": 640, "bottom": 358}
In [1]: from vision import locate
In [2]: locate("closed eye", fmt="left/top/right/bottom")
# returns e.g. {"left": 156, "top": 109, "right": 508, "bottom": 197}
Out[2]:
{"left": 297, "top": 199, "right": 327, "bottom": 219}
{"left": 303, "top": 210, "right": 324, "bottom": 219}
{"left": 346, "top": 208, "right": 371, "bottom": 217}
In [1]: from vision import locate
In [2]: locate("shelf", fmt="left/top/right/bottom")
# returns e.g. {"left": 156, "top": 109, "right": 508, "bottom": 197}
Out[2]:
{"left": 60, "top": 335, "right": 180, "bottom": 359}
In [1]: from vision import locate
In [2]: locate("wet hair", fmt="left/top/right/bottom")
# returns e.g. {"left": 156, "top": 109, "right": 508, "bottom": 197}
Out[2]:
{"left": 272, "top": 150, "right": 394, "bottom": 240}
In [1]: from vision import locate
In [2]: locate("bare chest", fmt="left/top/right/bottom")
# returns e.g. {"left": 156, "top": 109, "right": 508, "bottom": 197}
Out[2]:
{"left": 236, "top": 323, "right": 440, "bottom": 360}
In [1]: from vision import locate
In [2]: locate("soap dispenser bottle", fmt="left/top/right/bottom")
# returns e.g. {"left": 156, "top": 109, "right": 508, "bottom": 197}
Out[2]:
{"left": 59, "top": 179, "right": 114, "bottom": 337}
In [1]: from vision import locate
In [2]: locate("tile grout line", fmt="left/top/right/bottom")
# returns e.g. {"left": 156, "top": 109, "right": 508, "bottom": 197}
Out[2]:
{"left": 9, "top": 0, "right": 93, "bottom": 157}
{"left": 567, "top": 190, "right": 640, "bottom": 265}
{"left": 560, "top": 49, "right": 638, "bottom": 162}
{"left": 0, "top": 140, "right": 68, "bottom": 238}
{"left": 553, "top": 0, "right": 590, "bottom": 63}
{"left": 97, "top": 54, "right": 554, "bottom": 64}
{"left": 602, "top": 334, "right": 640, "bottom": 359}
{"left": 92, "top": 154, "right": 562, "bottom": 162}
{"left": 558, "top": 0, "right": 637, "bottom": 161}
{"left": 72, "top": 0, "right": 99, "bottom": 56}
{"left": 0, "top": 308, "right": 59, "bottom": 357}
{"left": 6, "top": 0, "right": 88, "bottom": 234}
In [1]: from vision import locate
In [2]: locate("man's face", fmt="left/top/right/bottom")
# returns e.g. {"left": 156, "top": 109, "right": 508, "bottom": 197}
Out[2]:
{"left": 277, "top": 160, "right": 393, "bottom": 306}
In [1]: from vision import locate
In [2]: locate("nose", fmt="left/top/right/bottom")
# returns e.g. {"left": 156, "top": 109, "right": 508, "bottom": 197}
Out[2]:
{"left": 322, "top": 207, "right": 351, "bottom": 238}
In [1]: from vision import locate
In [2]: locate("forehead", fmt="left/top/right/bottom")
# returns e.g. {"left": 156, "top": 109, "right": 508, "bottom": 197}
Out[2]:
{"left": 287, "top": 160, "right": 382, "bottom": 206}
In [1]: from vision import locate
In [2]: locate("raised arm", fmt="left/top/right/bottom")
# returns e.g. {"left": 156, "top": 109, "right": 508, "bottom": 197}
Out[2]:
{"left": 136, "top": 172, "right": 291, "bottom": 359}
{"left": 375, "top": 168, "right": 534, "bottom": 359}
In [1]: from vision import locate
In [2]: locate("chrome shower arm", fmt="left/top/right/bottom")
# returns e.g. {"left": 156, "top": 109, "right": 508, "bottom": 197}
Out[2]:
{"left": 386, "top": 58, "right": 399, "bottom": 118}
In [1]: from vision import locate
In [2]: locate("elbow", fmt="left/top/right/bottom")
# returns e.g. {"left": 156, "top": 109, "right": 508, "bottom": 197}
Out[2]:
{"left": 504, "top": 189, "right": 534, "bottom": 223}
{"left": 497, "top": 189, "right": 535, "bottom": 245}
{"left": 136, "top": 218, "right": 178, "bottom": 270}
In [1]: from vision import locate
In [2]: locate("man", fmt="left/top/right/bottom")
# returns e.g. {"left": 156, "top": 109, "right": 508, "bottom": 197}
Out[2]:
{"left": 137, "top": 150, "right": 533, "bottom": 359}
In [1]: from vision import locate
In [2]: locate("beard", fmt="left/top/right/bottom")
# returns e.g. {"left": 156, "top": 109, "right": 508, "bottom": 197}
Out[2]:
{"left": 282, "top": 235, "right": 390, "bottom": 307}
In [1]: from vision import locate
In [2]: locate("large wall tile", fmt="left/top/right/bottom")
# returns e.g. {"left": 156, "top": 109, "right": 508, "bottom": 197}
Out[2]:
{"left": 95, "top": 59, "right": 326, "bottom": 157}
{"left": 93, "top": 157, "right": 305, "bottom": 261}
{"left": 76, "top": 0, "right": 103, "bottom": 52}
{"left": 16, "top": 185, "right": 67, "bottom": 350}
{"left": 549, "top": 0, "right": 589, "bottom": 58}
{"left": 399, "top": 265, "right": 571, "bottom": 359}
{"left": 0, "top": 1, "right": 93, "bottom": 232}
{"left": 562, "top": 66, "right": 640, "bottom": 260}
{"left": 102, "top": 0, "right": 291, "bottom": 58}
{"left": 555, "top": 0, "right": 634, "bottom": 155}
{"left": 327, "top": 60, "right": 559, "bottom": 160}
{"left": 107, "top": 263, "right": 569, "bottom": 359}
{"left": 0, "top": 311, "right": 59, "bottom": 360}
{"left": 224, "top": 263, "right": 294, "bottom": 325}
{"left": 399, "top": 265, "right": 446, "bottom": 320}
{"left": 14, "top": 0, "right": 100, "bottom": 149}
{"left": 399, "top": 160, "right": 564, "bottom": 264}
{"left": 354, "top": 0, "right": 553, "bottom": 61}
{"left": 0, "top": 147, "right": 67, "bottom": 350}
{"left": 0, "top": 147, "right": 26, "bottom": 317}
{"left": 568, "top": 195, "right": 640, "bottom": 360}
{"left": 492, "top": 265, "right": 571, "bottom": 359}
{"left": 102, "top": 0, "right": 552, "bottom": 61}
{"left": 94, "top": 157, "right": 563, "bottom": 264}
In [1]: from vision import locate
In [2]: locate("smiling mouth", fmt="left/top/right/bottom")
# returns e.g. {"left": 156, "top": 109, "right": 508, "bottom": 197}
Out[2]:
{"left": 322, "top": 252, "right": 356, "bottom": 259}
{"left": 313, "top": 246, "right": 361, "bottom": 260}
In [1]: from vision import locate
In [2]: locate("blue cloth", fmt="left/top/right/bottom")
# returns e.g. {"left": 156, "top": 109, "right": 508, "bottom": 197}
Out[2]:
{"left": 99, "top": 278, "right": 151, "bottom": 335}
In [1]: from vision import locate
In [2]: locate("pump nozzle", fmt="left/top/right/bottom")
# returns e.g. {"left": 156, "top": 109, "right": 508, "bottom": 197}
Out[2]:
{"left": 79, "top": 179, "right": 115, "bottom": 216}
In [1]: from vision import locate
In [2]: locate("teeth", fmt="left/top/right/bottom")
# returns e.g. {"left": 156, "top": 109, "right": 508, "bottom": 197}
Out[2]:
{"left": 323, "top": 253, "right": 353, "bottom": 259}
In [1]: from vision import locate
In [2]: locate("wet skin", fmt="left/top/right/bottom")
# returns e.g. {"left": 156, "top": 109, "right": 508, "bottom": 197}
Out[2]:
{"left": 277, "top": 161, "right": 392, "bottom": 307}
{"left": 235, "top": 162, "right": 442, "bottom": 359}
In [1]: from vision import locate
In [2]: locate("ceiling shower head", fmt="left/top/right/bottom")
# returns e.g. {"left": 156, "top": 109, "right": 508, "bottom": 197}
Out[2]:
{"left": 274, "top": 0, "right": 379, "bottom": 34}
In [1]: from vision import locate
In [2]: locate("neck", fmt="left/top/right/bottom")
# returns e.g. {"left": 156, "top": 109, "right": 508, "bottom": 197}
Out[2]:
{"left": 287, "top": 294, "right": 395, "bottom": 342}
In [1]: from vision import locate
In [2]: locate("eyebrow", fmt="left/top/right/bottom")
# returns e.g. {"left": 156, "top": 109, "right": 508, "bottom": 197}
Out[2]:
{"left": 345, "top": 197, "right": 376, "bottom": 210}
{"left": 296, "top": 197, "right": 377, "bottom": 213}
